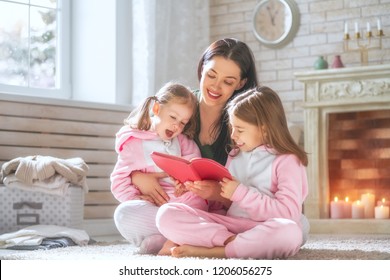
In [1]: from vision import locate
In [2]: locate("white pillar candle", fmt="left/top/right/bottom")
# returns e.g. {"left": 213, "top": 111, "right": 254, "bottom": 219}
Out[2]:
{"left": 366, "top": 22, "right": 371, "bottom": 32}
{"left": 344, "top": 197, "right": 352, "bottom": 218}
{"left": 352, "top": 200, "right": 364, "bottom": 219}
{"left": 377, "top": 198, "right": 390, "bottom": 207}
{"left": 374, "top": 205, "right": 389, "bottom": 219}
{"left": 330, "top": 197, "right": 346, "bottom": 219}
{"left": 377, "top": 18, "right": 382, "bottom": 30}
{"left": 344, "top": 22, "right": 348, "bottom": 34}
{"left": 361, "top": 193, "right": 375, "bottom": 218}
{"left": 355, "top": 22, "right": 359, "bottom": 33}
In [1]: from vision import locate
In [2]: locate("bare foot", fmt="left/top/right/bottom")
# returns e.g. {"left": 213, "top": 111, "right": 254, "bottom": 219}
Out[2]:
{"left": 171, "top": 244, "right": 226, "bottom": 259}
{"left": 158, "top": 240, "right": 177, "bottom": 255}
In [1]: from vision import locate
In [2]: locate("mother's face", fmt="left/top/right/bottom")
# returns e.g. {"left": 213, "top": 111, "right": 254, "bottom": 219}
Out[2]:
{"left": 200, "top": 56, "right": 246, "bottom": 108}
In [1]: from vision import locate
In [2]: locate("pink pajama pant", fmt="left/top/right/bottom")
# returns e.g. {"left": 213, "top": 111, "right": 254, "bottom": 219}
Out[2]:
{"left": 156, "top": 203, "right": 304, "bottom": 259}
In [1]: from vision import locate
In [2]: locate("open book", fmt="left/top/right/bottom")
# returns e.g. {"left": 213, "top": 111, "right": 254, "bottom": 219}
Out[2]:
{"left": 151, "top": 151, "right": 232, "bottom": 184}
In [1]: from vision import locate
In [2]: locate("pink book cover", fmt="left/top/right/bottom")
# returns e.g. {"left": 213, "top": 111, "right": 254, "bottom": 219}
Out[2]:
{"left": 151, "top": 152, "right": 232, "bottom": 184}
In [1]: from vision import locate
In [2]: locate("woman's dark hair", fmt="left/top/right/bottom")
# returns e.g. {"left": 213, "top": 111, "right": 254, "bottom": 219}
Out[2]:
{"left": 197, "top": 38, "right": 259, "bottom": 164}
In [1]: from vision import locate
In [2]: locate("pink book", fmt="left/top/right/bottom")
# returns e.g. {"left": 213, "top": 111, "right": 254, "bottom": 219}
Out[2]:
{"left": 151, "top": 151, "right": 232, "bottom": 184}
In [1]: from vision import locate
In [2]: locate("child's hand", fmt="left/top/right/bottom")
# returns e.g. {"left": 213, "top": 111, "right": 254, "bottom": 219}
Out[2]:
{"left": 220, "top": 177, "right": 240, "bottom": 200}
{"left": 173, "top": 179, "right": 187, "bottom": 197}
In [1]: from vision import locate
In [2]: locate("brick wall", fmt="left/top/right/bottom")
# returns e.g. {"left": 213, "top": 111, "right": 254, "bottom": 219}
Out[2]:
{"left": 209, "top": 0, "right": 390, "bottom": 126}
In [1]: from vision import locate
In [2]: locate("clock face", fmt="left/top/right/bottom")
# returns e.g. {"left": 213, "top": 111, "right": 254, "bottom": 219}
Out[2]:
{"left": 252, "top": 0, "right": 299, "bottom": 48}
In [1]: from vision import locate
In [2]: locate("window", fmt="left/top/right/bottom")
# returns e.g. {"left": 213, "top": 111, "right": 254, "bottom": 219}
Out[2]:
{"left": 0, "top": 0, "right": 70, "bottom": 98}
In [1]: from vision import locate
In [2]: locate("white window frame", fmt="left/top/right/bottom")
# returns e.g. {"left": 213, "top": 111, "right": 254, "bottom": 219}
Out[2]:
{"left": 0, "top": 0, "right": 71, "bottom": 99}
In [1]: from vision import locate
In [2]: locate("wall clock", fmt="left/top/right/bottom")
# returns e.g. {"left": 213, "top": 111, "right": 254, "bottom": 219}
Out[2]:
{"left": 252, "top": 0, "right": 300, "bottom": 48}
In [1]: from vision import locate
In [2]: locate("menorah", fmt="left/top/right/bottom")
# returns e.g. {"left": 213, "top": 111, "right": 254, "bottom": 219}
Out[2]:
{"left": 343, "top": 19, "right": 384, "bottom": 66}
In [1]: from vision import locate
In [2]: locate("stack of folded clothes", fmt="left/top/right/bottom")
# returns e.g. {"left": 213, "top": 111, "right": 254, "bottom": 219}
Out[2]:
{"left": 0, "top": 224, "right": 92, "bottom": 250}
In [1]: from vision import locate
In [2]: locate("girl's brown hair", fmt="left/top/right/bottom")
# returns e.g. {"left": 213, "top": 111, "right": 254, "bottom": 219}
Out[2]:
{"left": 226, "top": 86, "right": 308, "bottom": 166}
{"left": 125, "top": 82, "right": 198, "bottom": 139}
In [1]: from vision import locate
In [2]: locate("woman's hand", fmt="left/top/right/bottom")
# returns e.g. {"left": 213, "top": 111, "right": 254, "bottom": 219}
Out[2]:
{"left": 185, "top": 180, "right": 229, "bottom": 204}
{"left": 131, "top": 171, "right": 170, "bottom": 206}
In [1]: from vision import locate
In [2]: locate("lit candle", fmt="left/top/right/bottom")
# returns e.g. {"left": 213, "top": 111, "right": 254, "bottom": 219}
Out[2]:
{"left": 352, "top": 200, "right": 365, "bottom": 219}
{"left": 361, "top": 193, "right": 375, "bottom": 218}
{"left": 377, "top": 18, "right": 382, "bottom": 30}
{"left": 330, "top": 196, "right": 346, "bottom": 219}
{"left": 377, "top": 198, "right": 390, "bottom": 207}
{"left": 344, "top": 22, "right": 348, "bottom": 34}
{"left": 374, "top": 205, "right": 389, "bottom": 219}
{"left": 344, "top": 197, "right": 352, "bottom": 218}
{"left": 355, "top": 22, "right": 359, "bottom": 33}
{"left": 366, "top": 22, "right": 371, "bottom": 32}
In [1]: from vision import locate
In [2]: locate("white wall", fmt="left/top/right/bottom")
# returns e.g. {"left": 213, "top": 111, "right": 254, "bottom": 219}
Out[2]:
{"left": 209, "top": 0, "right": 390, "bottom": 125}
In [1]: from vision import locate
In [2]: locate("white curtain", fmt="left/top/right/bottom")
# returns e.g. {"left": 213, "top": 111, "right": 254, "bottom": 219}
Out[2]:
{"left": 131, "top": 0, "right": 210, "bottom": 105}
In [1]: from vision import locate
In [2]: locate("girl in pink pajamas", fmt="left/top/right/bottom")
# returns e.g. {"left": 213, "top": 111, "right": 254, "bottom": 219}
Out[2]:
{"left": 156, "top": 86, "right": 310, "bottom": 259}
{"left": 110, "top": 82, "right": 207, "bottom": 254}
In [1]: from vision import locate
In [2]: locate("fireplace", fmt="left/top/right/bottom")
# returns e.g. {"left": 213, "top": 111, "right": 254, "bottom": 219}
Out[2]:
{"left": 328, "top": 109, "right": 390, "bottom": 203}
{"left": 295, "top": 64, "right": 390, "bottom": 234}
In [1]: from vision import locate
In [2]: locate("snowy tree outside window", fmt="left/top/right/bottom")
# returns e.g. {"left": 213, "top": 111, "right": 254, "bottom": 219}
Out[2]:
{"left": 0, "top": 0, "right": 70, "bottom": 98}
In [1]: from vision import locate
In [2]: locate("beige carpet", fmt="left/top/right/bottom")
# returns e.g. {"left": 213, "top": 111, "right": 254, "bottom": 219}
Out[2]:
{"left": 1, "top": 234, "right": 389, "bottom": 260}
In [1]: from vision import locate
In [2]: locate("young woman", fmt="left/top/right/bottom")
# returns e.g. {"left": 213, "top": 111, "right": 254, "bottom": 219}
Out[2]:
{"left": 157, "top": 86, "right": 309, "bottom": 259}
{"left": 113, "top": 38, "right": 259, "bottom": 254}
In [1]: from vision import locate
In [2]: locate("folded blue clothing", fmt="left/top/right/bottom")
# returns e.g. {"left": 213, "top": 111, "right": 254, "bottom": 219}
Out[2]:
{"left": 7, "top": 237, "right": 76, "bottom": 250}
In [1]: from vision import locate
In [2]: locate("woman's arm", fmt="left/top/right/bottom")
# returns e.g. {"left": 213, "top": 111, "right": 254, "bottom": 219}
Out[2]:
{"left": 131, "top": 171, "right": 170, "bottom": 206}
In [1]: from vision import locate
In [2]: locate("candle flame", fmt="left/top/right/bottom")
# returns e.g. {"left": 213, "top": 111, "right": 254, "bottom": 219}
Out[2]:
{"left": 357, "top": 200, "right": 361, "bottom": 205}
{"left": 382, "top": 198, "right": 386, "bottom": 203}
{"left": 334, "top": 197, "right": 338, "bottom": 202}
{"left": 345, "top": 197, "right": 349, "bottom": 202}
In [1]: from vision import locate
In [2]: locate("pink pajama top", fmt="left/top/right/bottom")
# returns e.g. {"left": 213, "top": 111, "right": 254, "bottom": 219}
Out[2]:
{"left": 225, "top": 145, "right": 308, "bottom": 225}
{"left": 110, "top": 126, "right": 201, "bottom": 202}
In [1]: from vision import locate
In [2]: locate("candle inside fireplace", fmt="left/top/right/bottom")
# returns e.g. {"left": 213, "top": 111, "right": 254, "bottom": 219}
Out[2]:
{"left": 377, "top": 198, "right": 390, "bottom": 207}
{"left": 344, "top": 197, "right": 352, "bottom": 218}
{"left": 361, "top": 193, "right": 375, "bottom": 218}
{"left": 352, "top": 200, "right": 364, "bottom": 219}
{"left": 330, "top": 197, "right": 346, "bottom": 219}
{"left": 374, "top": 205, "right": 389, "bottom": 219}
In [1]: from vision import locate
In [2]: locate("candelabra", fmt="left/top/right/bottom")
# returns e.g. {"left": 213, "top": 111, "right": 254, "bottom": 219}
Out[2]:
{"left": 343, "top": 20, "right": 384, "bottom": 66}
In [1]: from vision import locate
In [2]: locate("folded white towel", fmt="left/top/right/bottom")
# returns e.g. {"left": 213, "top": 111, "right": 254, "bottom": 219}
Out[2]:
{"left": 0, "top": 225, "right": 90, "bottom": 248}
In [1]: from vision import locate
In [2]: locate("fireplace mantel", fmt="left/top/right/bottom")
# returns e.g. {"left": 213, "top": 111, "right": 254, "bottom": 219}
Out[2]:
{"left": 295, "top": 64, "right": 390, "bottom": 234}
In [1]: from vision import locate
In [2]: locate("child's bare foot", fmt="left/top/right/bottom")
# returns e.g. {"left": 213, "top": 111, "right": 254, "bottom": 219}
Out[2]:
{"left": 171, "top": 245, "right": 226, "bottom": 259}
{"left": 157, "top": 240, "right": 177, "bottom": 255}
